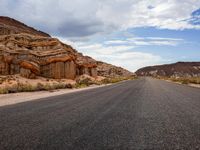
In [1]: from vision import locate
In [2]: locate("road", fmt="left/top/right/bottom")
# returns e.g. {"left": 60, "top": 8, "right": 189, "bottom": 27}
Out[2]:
{"left": 0, "top": 77, "right": 199, "bottom": 150}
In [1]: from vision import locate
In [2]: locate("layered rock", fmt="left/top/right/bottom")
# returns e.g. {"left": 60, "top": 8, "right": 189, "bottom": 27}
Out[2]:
{"left": 0, "top": 16, "right": 134, "bottom": 80}
{"left": 97, "top": 61, "right": 134, "bottom": 78}
{"left": 76, "top": 54, "right": 97, "bottom": 77}
{"left": 135, "top": 62, "right": 200, "bottom": 77}
{"left": 0, "top": 33, "right": 97, "bottom": 79}
{"left": 0, "top": 16, "right": 50, "bottom": 37}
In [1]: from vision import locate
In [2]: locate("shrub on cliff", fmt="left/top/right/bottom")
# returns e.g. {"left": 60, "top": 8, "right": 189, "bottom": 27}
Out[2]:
{"left": 76, "top": 74, "right": 95, "bottom": 86}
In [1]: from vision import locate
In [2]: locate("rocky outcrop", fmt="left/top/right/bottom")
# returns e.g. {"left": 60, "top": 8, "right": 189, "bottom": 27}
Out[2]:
{"left": 0, "top": 16, "right": 134, "bottom": 80}
{"left": 76, "top": 54, "right": 97, "bottom": 77}
{"left": 0, "top": 33, "right": 97, "bottom": 79}
{"left": 97, "top": 61, "right": 134, "bottom": 78}
{"left": 0, "top": 16, "right": 50, "bottom": 37}
{"left": 135, "top": 62, "right": 200, "bottom": 77}
{"left": 76, "top": 74, "right": 95, "bottom": 86}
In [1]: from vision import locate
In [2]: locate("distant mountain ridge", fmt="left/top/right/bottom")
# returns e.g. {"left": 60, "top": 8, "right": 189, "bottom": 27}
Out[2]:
{"left": 135, "top": 62, "right": 200, "bottom": 77}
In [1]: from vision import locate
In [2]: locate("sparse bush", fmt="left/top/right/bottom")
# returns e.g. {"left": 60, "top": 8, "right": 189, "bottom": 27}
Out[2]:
{"left": 17, "top": 83, "right": 37, "bottom": 92}
{"left": 75, "top": 83, "right": 88, "bottom": 88}
{"left": 43, "top": 83, "right": 53, "bottom": 91}
{"left": 0, "top": 87, "right": 8, "bottom": 94}
{"left": 41, "top": 82, "right": 70, "bottom": 91}
{"left": 181, "top": 80, "right": 189, "bottom": 84}
{"left": 100, "top": 77, "right": 133, "bottom": 84}
{"left": 76, "top": 75, "right": 95, "bottom": 86}
{"left": 65, "top": 83, "right": 73, "bottom": 89}
{"left": 52, "top": 83, "right": 66, "bottom": 89}
{"left": 169, "top": 77, "right": 200, "bottom": 85}
{"left": 36, "top": 83, "right": 45, "bottom": 91}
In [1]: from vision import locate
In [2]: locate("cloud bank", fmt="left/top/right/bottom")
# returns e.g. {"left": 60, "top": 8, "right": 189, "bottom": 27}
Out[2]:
{"left": 1, "top": 0, "right": 200, "bottom": 38}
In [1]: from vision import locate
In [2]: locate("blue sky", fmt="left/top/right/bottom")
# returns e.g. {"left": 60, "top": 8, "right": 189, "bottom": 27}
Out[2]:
{"left": 0, "top": 0, "right": 200, "bottom": 72}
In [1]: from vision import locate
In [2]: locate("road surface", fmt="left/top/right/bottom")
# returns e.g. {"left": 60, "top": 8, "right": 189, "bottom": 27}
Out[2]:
{"left": 0, "top": 78, "right": 200, "bottom": 149}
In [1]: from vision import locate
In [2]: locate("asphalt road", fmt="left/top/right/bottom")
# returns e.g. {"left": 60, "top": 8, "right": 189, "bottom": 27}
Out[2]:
{"left": 0, "top": 77, "right": 200, "bottom": 150}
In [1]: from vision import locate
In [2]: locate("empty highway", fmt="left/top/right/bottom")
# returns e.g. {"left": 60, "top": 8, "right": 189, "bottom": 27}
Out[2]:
{"left": 0, "top": 78, "right": 199, "bottom": 149}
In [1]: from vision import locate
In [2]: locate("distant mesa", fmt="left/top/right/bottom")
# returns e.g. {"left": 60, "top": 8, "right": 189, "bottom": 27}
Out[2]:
{"left": 0, "top": 16, "right": 133, "bottom": 79}
{"left": 135, "top": 62, "right": 200, "bottom": 78}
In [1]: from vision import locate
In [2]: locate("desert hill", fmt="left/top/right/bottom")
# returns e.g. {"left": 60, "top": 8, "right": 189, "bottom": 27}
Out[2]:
{"left": 135, "top": 62, "right": 200, "bottom": 77}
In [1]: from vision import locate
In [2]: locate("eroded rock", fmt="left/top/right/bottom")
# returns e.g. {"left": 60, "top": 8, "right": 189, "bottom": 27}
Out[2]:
{"left": 0, "top": 33, "right": 97, "bottom": 79}
{"left": 0, "top": 16, "right": 134, "bottom": 80}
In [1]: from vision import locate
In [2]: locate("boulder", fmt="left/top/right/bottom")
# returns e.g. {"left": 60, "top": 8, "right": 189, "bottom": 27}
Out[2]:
{"left": 76, "top": 74, "right": 95, "bottom": 86}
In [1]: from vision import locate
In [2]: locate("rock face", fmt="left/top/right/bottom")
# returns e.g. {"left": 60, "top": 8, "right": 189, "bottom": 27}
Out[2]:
{"left": 0, "top": 16, "right": 50, "bottom": 37}
{"left": 0, "top": 16, "right": 133, "bottom": 80}
{"left": 97, "top": 61, "right": 134, "bottom": 78}
{"left": 135, "top": 62, "right": 200, "bottom": 77}
{"left": 0, "top": 33, "right": 97, "bottom": 79}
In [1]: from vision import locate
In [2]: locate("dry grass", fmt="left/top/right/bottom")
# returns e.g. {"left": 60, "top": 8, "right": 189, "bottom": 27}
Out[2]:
{"left": 74, "top": 76, "right": 137, "bottom": 88}
{"left": 0, "top": 74, "right": 137, "bottom": 94}
{"left": 0, "top": 81, "right": 74, "bottom": 94}
{"left": 100, "top": 76, "right": 137, "bottom": 84}
{"left": 156, "top": 76, "right": 200, "bottom": 85}
{"left": 169, "top": 77, "right": 200, "bottom": 84}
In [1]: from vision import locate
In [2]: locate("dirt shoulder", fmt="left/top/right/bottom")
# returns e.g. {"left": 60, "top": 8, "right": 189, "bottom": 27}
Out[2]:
{"left": 0, "top": 85, "right": 107, "bottom": 107}
{"left": 159, "top": 78, "right": 200, "bottom": 88}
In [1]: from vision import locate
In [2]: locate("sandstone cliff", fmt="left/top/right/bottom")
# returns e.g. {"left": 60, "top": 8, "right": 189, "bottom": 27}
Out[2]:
{"left": 0, "top": 33, "right": 97, "bottom": 79}
{"left": 0, "top": 16, "right": 133, "bottom": 80}
{"left": 135, "top": 62, "right": 200, "bottom": 77}
{"left": 97, "top": 61, "right": 134, "bottom": 78}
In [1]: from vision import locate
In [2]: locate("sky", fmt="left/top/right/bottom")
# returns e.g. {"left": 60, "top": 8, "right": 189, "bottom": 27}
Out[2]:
{"left": 0, "top": 0, "right": 200, "bottom": 72}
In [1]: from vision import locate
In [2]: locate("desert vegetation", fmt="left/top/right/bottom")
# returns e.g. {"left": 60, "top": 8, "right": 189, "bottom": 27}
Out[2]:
{"left": 0, "top": 81, "right": 74, "bottom": 94}
{"left": 169, "top": 77, "right": 200, "bottom": 85}
{"left": 0, "top": 75, "right": 75, "bottom": 94}
{"left": 156, "top": 76, "right": 200, "bottom": 85}
{"left": 75, "top": 75, "right": 137, "bottom": 89}
{"left": 0, "top": 75, "right": 137, "bottom": 94}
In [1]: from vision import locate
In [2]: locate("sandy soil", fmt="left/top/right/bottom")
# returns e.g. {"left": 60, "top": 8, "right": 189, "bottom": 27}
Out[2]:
{"left": 0, "top": 84, "right": 107, "bottom": 107}
{"left": 0, "top": 74, "right": 109, "bottom": 107}
{"left": 0, "top": 74, "right": 76, "bottom": 88}
{"left": 164, "top": 79, "right": 200, "bottom": 88}
{"left": 188, "top": 83, "right": 200, "bottom": 88}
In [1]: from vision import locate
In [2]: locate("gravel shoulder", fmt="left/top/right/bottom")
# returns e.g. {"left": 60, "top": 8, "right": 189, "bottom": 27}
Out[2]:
{"left": 0, "top": 85, "right": 107, "bottom": 107}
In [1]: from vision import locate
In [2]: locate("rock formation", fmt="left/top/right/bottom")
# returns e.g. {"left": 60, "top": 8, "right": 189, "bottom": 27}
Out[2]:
{"left": 135, "top": 62, "right": 200, "bottom": 77}
{"left": 0, "top": 33, "right": 98, "bottom": 79}
{"left": 97, "top": 61, "right": 134, "bottom": 78}
{"left": 0, "top": 16, "right": 133, "bottom": 80}
{"left": 0, "top": 16, "right": 50, "bottom": 37}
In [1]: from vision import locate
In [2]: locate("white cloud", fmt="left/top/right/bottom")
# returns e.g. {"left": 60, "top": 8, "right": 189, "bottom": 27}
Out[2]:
{"left": 1, "top": 0, "right": 200, "bottom": 38}
{"left": 105, "top": 37, "right": 183, "bottom": 46}
{"left": 104, "top": 40, "right": 128, "bottom": 45}
{"left": 57, "top": 36, "right": 181, "bottom": 72}
{"left": 76, "top": 43, "right": 135, "bottom": 55}
{"left": 57, "top": 38, "right": 167, "bottom": 72}
{"left": 97, "top": 0, "right": 200, "bottom": 31}
{"left": 77, "top": 43, "right": 166, "bottom": 72}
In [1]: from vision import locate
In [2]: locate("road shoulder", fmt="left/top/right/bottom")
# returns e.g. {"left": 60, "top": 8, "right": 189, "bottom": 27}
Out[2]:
{"left": 0, "top": 84, "right": 108, "bottom": 107}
